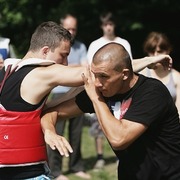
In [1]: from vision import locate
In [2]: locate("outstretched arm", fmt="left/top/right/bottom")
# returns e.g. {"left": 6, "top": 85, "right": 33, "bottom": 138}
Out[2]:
{"left": 41, "top": 98, "right": 83, "bottom": 157}
{"left": 132, "top": 55, "right": 172, "bottom": 72}
{"left": 41, "top": 110, "right": 73, "bottom": 157}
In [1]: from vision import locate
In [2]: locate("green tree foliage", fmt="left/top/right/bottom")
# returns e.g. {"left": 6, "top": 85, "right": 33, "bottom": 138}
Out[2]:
{"left": 0, "top": 0, "right": 179, "bottom": 70}
{"left": 0, "top": 0, "right": 61, "bottom": 56}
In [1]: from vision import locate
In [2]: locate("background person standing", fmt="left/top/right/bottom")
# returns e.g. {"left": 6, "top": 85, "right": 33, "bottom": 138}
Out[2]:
{"left": 47, "top": 14, "right": 90, "bottom": 180}
{"left": 0, "top": 36, "right": 17, "bottom": 69}
{"left": 140, "top": 31, "right": 180, "bottom": 118}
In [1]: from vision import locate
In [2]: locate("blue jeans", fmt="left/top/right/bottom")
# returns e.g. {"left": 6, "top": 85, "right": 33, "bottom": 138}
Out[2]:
{"left": 24, "top": 174, "right": 51, "bottom": 180}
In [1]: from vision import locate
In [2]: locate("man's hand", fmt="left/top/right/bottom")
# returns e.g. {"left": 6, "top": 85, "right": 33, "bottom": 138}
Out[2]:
{"left": 147, "top": 54, "right": 172, "bottom": 70}
{"left": 41, "top": 110, "right": 73, "bottom": 157}
{"left": 44, "top": 129, "right": 73, "bottom": 157}
{"left": 81, "top": 65, "right": 102, "bottom": 101}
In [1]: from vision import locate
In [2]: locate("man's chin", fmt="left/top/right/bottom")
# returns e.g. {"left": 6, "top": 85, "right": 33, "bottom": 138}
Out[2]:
{"left": 101, "top": 91, "right": 111, "bottom": 97}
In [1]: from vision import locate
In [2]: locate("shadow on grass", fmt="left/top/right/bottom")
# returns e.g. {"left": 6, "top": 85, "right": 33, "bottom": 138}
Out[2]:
{"left": 84, "top": 155, "right": 117, "bottom": 171}
{"left": 63, "top": 155, "right": 116, "bottom": 175}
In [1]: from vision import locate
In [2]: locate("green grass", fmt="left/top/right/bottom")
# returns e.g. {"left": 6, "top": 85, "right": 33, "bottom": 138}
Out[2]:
{"left": 61, "top": 122, "right": 118, "bottom": 180}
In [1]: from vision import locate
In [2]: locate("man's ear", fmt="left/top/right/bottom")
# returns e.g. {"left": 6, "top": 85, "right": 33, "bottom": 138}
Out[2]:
{"left": 41, "top": 46, "right": 50, "bottom": 58}
{"left": 122, "top": 69, "right": 130, "bottom": 80}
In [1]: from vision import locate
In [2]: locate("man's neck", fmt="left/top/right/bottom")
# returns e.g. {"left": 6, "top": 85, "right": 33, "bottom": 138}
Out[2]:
{"left": 120, "top": 74, "right": 138, "bottom": 94}
{"left": 22, "top": 51, "right": 40, "bottom": 60}
{"left": 103, "top": 34, "right": 116, "bottom": 41}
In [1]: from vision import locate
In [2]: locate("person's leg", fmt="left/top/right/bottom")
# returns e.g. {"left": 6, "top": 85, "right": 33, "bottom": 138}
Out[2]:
{"left": 47, "top": 92, "right": 70, "bottom": 180}
{"left": 88, "top": 113, "right": 105, "bottom": 170}
{"left": 68, "top": 115, "right": 91, "bottom": 179}
{"left": 47, "top": 119, "right": 66, "bottom": 179}
{"left": 96, "top": 136, "right": 104, "bottom": 159}
{"left": 68, "top": 115, "right": 84, "bottom": 172}
{"left": 94, "top": 136, "right": 105, "bottom": 169}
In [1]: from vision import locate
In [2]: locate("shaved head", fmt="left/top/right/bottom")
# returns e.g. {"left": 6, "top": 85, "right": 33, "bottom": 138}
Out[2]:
{"left": 93, "top": 42, "right": 132, "bottom": 73}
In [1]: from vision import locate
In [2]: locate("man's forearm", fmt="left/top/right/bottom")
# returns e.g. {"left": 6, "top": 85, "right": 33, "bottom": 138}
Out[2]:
{"left": 132, "top": 55, "right": 172, "bottom": 72}
{"left": 41, "top": 111, "right": 58, "bottom": 134}
{"left": 132, "top": 57, "right": 150, "bottom": 72}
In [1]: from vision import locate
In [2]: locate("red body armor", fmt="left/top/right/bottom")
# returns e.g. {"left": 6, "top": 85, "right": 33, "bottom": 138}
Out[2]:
{"left": 0, "top": 107, "right": 47, "bottom": 165}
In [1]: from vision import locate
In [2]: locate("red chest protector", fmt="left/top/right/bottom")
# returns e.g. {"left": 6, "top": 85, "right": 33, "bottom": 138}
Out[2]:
{"left": 0, "top": 107, "right": 47, "bottom": 165}
{"left": 0, "top": 59, "right": 55, "bottom": 166}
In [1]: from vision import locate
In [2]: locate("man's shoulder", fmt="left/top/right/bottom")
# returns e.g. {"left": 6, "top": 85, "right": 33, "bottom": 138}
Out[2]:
{"left": 72, "top": 40, "right": 87, "bottom": 51}
{"left": 89, "top": 37, "right": 104, "bottom": 45}
{"left": 88, "top": 37, "right": 107, "bottom": 51}
{"left": 0, "top": 37, "right": 10, "bottom": 42}
{"left": 138, "top": 74, "right": 169, "bottom": 92}
{"left": 171, "top": 68, "right": 180, "bottom": 82}
{"left": 115, "top": 36, "right": 130, "bottom": 44}
{"left": 74, "top": 40, "right": 86, "bottom": 47}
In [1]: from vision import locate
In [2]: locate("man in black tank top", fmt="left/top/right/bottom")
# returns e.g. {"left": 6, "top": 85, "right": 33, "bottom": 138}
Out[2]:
{"left": 0, "top": 21, "right": 84, "bottom": 180}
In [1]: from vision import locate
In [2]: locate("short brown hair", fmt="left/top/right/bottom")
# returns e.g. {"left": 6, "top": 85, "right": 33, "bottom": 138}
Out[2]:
{"left": 143, "top": 31, "right": 172, "bottom": 55}
{"left": 100, "top": 12, "right": 116, "bottom": 25}
{"left": 29, "top": 21, "right": 72, "bottom": 52}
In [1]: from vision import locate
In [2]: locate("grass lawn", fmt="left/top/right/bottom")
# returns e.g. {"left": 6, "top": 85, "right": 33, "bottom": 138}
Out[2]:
{"left": 61, "top": 121, "right": 118, "bottom": 180}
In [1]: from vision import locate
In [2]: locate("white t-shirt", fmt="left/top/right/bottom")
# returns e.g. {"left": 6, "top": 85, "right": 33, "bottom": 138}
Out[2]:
{"left": 0, "top": 37, "right": 10, "bottom": 59}
{"left": 87, "top": 36, "right": 132, "bottom": 64}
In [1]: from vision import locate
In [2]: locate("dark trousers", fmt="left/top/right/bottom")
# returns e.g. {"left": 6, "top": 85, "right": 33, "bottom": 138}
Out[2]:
{"left": 47, "top": 115, "right": 85, "bottom": 178}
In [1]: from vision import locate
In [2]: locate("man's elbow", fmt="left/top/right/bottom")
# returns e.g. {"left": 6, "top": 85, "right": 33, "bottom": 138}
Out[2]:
{"left": 110, "top": 138, "right": 130, "bottom": 150}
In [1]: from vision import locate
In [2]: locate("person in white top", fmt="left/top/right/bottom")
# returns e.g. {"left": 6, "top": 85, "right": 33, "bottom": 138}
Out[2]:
{"left": 0, "top": 37, "right": 17, "bottom": 69}
{"left": 140, "top": 31, "right": 180, "bottom": 118}
{"left": 86, "top": 11, "right": 133, "bottom": 170}
{"left": 87, "top": 11, "right": 132, "bottom": 64}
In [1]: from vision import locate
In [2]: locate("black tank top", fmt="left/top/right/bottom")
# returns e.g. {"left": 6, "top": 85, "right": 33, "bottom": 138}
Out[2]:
{"left": 0, "top": 65, "right": 47, "bottom": 111}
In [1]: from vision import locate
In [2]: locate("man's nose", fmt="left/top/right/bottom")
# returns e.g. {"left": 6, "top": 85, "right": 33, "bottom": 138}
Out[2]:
{"left": 154, "top": 51, "right": 160, "bottom": 56}
{"left": 63, "top": 58, "right": 68, "bottom": 66}
{"left": 94, "top": 78, "right": 102, "bottom": 87}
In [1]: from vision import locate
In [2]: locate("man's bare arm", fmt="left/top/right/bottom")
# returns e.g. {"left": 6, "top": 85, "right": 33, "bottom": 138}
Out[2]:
{"left": 132, "top": 55, "right": 172, "bottom": 72}
{"left": 41, "top": 109, "right": 73, "bottom": 157}
{"left": 41, "top": 98, "right": 83, "bottom": 157}
{"left": 22, "top": 64, "right": 85, "bottom": 104}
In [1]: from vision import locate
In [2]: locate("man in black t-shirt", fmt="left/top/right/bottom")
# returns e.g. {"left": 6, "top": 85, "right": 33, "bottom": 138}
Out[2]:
{"left": 42, "top": 43, "right": 180, "bottom": 180}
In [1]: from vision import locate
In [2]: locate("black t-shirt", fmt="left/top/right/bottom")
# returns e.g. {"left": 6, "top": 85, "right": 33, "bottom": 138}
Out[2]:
{"left": 76, "top": 74, "right": 180, "bottom": 180}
